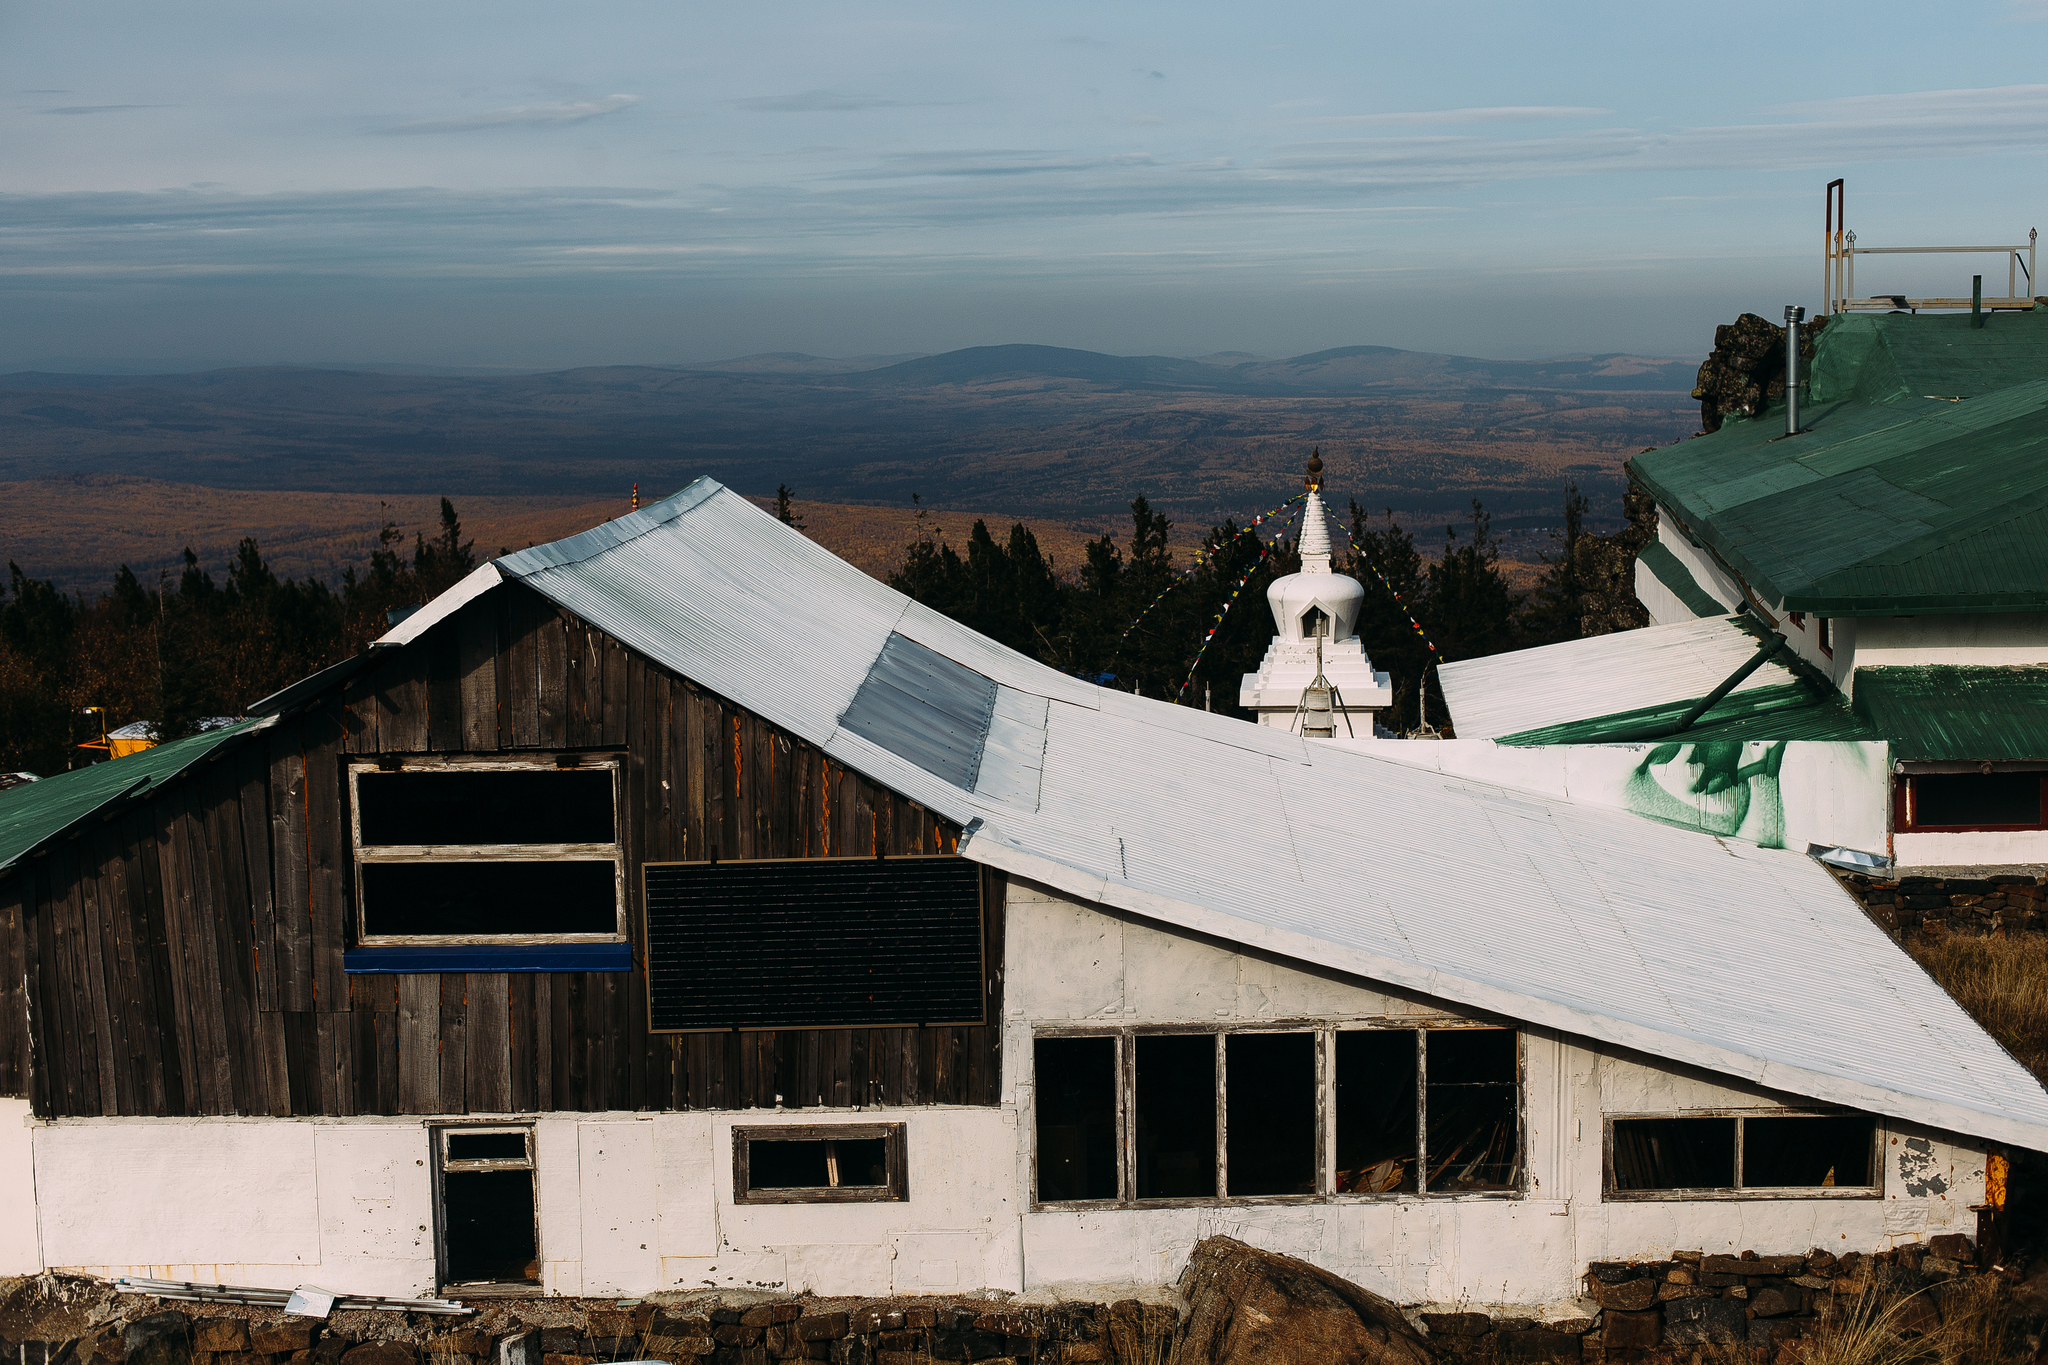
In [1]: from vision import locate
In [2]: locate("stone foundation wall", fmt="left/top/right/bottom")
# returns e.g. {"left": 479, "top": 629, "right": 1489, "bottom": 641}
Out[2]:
{"left": 0, "top": 1282, "right": 1176, "bottom": 1365}
{"left": 1836, "top": 870, "right": 2048, "bottom": 937}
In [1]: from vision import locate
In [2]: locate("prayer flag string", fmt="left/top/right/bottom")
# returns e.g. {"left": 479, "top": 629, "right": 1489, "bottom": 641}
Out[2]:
{"left": 1110, "top": 493, "right": 1306, "bottom": 665}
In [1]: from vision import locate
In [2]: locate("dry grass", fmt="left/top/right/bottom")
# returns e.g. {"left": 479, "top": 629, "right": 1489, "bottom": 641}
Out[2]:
{"left": 1907, "top": 934, "right": 2048, "bottom": 1086}
{"left": 1797, "top": 1278, "right": 2031, "bottom": 1365}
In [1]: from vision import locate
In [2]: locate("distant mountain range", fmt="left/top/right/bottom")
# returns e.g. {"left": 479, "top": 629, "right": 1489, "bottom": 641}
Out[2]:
{"left": 0, "top": 342, "right": 1702, "bottom": 534}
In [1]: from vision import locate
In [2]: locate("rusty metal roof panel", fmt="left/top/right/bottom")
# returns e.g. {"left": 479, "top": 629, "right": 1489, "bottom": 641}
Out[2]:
{"left": 480, "top": 478, "right": 2048, "bottom": 1151}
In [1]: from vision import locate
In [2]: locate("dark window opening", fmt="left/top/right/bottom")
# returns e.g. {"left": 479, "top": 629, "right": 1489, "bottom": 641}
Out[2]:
{"left": 1135, "top": 1034, "right": 1216, "bottom": 1199}
{"left": 1301, "top": 606, "right": 1329, "bottom": 640}
{"left": 439, "top": 1126, "right": 537, "bottom": 1288}
{"left": 446, "top": 1131, "right": 528, "bottom": 1162}
{"left": 1905, "top": 772, "right": 2047, "bottom": 830}
{"left": 749, "top": 1138, "right": 889, "bottom": 1189}
{"left": 442, "top": 1170, "right": 539, "bottom": 1285}
{"left": 1787, "top": 611, "right": 1804, "bottom": 629}
{"left": 1335, "top": 1030, "right": 1418, "bottom": 1194}
{"left": 1612, "top": 1117, "right": 1737, "bottom": 1191}
{"left": 361, "top": 860, "right": 618, "bottom": 938}
{"left": 358, "top": 768, "right": 615, "bottom": 846}
{"left": 644, "top": 856, "right": 984, "bottom": 1031}
{"left": 1817, "top": 618, "right": 1832, "bottom": 656}
{"left": 1743, "top": 1116, "right": 1875, "bottom": 1188}
{"left": 1425, "top": 1029, "right": 1519, "bottom": 1192}
{"left": 1036, "top": 1037, "right": 1118, "bottom": 1203}
{"left": 1225, "top": 1033, "right": 1316, "bottom": 1196}
{"left": 733, "top": 1124, "right": 907, "bottom": 1204}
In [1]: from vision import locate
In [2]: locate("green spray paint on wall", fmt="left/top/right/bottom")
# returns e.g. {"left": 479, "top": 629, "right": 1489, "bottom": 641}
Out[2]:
{"left": 1622, "top": 740, "right": 1789, "bottom": 848}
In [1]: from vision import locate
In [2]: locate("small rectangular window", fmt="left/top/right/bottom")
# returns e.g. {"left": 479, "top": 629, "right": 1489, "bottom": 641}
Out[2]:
{"left": 1035, "top": 1037, "right": 1119, "bottom": 1203}
{"left": 1334, "top": 1030, "right": 1419, "bottom": 1194}
{"left": 1900, "top": 772, "right": 2047, "bottom": 832}
{"left": 1606, "top": 1113, "right": 1878, "bottom": 1198}
{"left": 1612, "top": 1116, "right": 1736, "bottom": 1191}
{"left": 733, "top": 1124, "right": 907, "bottom": 1204}
{"left": 351, "top": 757, "right": 625, "bottom": 945}
{"left": 437, "top": 1126, "right": 538, "bottom": 1290}
{"left": 1225, "top": 1032, "right": 1316, "bottom": 1197}
{"left": 1424, "top": 1029, "right": 1519, "bottom": 1192}
{"left": 1816, "top": 617, "right": 1832, "bottom": 657}
{"left": 1135, "top": 1034, "right": 1216, "bottom": 1200}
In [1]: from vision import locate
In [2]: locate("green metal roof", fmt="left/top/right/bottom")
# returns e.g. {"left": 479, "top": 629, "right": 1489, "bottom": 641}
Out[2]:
{"left": 0, "top": 717, "right": 270, "bottom": 874}
{"left": 1628, "top": 310, "right": 2048, "bottom": 616}
{"left": 1852, "top": 665, "right": 2048, "bottom": 762}
{"left": 1498, "top": 680, "right": 1880, "bottom": 746}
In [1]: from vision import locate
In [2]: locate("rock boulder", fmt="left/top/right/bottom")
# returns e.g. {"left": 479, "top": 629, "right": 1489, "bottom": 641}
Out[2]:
{"left": 1177, "top": 1236, "right": 1433, "bottom": 1365}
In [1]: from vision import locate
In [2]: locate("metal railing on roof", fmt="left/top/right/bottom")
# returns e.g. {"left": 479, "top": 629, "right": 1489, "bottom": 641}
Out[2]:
{"left": 1824, "top": 177, "right": 2037, "bottom": 315}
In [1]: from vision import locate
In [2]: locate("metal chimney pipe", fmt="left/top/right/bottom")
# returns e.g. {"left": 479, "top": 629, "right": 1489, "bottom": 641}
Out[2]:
{"left": 1784, "top": 305, "right": 1805, "bottom": 436}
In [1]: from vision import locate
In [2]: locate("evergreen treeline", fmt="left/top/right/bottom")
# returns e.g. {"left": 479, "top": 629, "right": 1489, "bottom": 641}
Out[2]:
{"left": 881, "top": 483, "right": 1654, "bottom": 730}
{"left": 0, "top": 500, "right": 479, "bottom": 774}
{"left": 0, "top": 483, "right": 1654, "bottom": 777}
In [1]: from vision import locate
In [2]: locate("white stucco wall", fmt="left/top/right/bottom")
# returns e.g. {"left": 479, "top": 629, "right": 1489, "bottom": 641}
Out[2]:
{"left": 1652, "top": 518, "right": 1746, "bottom": 624}
{"left": 0, "top": 1098, "right": 37, "bottom": 1274}
{"left": 1896, "top": 828, "right": 2048, "bottom": 868}
{"left": 1853, "top": 613, "right": 2048, "bottom": 674}
{"left": 10, "top": 878, "right": 1994, "bottom": 1308}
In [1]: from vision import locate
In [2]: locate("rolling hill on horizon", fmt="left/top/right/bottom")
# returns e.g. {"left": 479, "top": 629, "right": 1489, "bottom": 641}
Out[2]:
{"left": 0, "top": 339, "right": 1700, "bottom": 588}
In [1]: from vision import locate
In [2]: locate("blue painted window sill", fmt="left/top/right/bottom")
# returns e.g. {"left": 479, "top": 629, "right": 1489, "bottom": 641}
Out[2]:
{"left": 344, "top": 943, "right": 634, "bottom": 974}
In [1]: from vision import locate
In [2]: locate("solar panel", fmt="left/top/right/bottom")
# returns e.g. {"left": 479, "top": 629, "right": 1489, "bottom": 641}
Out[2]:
{"left": 643, "top": 856, "right": 986, "bottom": 1031}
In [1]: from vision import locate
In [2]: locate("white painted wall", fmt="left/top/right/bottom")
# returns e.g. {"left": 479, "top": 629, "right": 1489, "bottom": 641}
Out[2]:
{"left": 1333, "top": 737, "right": 1890, "bottom": 857}
{"left": 0, "top": 1098, "right": 37, "bottom": 1274}
{"left": 1854, "top": 613, "right": 2048, "bottom": 674}
{"left": 1652, "top": 517, "right": 1746, "bottom": 620}
{"left": 9, "top": 877, "right": 1994, "bottom": 1309}
{"left": 1896, "top": 828, "right": 2048, "bottom": 868}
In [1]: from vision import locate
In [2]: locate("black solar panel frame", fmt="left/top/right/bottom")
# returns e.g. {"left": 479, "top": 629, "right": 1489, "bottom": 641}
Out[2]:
{"left": 643, "top": 854, "right": 987, "bottom": 1033}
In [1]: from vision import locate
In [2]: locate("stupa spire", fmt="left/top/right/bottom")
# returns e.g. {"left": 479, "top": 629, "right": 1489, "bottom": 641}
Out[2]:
{"left": 1299, "top": 448, "right": 1332, "bottom": 572}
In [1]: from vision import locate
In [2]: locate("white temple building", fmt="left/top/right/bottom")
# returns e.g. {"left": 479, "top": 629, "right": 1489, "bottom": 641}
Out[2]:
{"left": 1239, "top": 454, "right": 1394, "bottom": 734}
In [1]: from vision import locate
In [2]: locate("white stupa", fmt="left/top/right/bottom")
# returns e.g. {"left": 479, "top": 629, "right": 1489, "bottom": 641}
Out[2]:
{"left": 1239, "top": 452, "right": 1394, "bottom": 735}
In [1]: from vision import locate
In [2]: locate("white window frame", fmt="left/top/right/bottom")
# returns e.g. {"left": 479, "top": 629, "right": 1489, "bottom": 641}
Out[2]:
{"left": 349, "top": 753, "right": 627, "bottom": 946}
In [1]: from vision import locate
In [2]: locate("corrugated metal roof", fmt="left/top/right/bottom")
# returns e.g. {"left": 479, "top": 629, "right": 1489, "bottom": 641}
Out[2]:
{"left": 0, "top": 717, "right": 273, "bottom": 873}
{"left": 1497, "top": 681, "right": 1879, "bottom": 746}
{"left": 1854, "top": 665, "right": 2048, "bottom": 762}
{"left": 839, "top": 632, "right": 998, "bottom": 792}
{"left": 1437, "top": 616, "right": 1799, "bottom": 741}
{"left": 483, "top": 480, "right": 2048, "bottom": 1151}
{"left": 1629, "top": 311, "right": 2048, "bottom": 616}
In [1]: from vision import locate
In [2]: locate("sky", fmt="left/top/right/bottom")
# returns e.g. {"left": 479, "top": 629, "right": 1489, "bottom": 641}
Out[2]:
{"left": 6, "top": 0, "right": 2048, "bottom": 370}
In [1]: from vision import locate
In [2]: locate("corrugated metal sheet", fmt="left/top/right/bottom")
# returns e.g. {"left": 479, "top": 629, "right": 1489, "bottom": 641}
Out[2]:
{"left": 489, "top": 479, "right": 2048, "bottom": 1150}
{"left": 1437, "top": 616, "right": 1798, "bottom": 741}
{"left": 0, "top": 717, "right": 274, "bottom": 872}
{"left": 1854, "top": 665, "right": 2048, "bottom": 762}
{"left": 1497, "top": 682, "right": 1879, "bottom": 746}
{"left": 839, "top": 632, "right": 998, "bottom": 792}
{"left": 1630, "top": 311, "right": 2048, "bottom": 616}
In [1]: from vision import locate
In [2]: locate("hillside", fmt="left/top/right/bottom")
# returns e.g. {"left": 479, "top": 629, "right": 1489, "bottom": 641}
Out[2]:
{"left": 0, "top": 343, "right": 1699, "bottom": 544}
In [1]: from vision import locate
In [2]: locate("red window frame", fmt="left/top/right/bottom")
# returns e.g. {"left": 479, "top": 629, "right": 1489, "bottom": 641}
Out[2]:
{"left": 1816, "top": 617, "right": 1832, "bottom": 658}
{"left": 1787, "top": 611, "right": 1804, "bottom": 630}
{"left": 1894, "top": 772, "right": 2048, "bottom": 834}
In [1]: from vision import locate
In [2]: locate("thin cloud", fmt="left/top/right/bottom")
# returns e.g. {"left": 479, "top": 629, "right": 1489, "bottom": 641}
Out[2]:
{"left": 45, "top": 104, "right": 168, "bottom": 115}
{"left": 1294, "top": 105, "right": 1610, "bottom": 127}
{"left": 1769, "top": 84, "right": 2048, "bottom": 118}
{"left": 379, "top": 95, "right": 640, "bottom": 135}
{"left": 734, "top": 91, "right": 931, "bottom": 112}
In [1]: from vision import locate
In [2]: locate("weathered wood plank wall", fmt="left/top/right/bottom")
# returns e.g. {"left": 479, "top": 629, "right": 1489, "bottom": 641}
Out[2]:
{"left": 0, "top": 581, "right": 1004, "bottom": 1117}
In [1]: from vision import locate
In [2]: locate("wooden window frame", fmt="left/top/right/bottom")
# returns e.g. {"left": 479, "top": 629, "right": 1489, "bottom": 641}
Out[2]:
{"left": 1816, "top": 617, "right": 1832, "bottom": 658}
{"left": 1029, "top": 1020, "right": 1525, "bottom": 1211}
{"left": 1893, "top": 768, "right": 2048, "bottom": 834}
{"left": 348, "top": 753, "right": 628, "bottom": 946}
{"left": 433, "top": 1123, "right": 541, "bottom": 1295}
{"left": 732, "top": 1122, "right": 909, "bottom": 1204}
{"left": 1600, "top": 1110, "right": 1883, "bottom": 1202}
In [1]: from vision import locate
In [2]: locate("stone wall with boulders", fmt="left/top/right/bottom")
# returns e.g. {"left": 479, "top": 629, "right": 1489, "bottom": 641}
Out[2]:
{"left": 1836, "top": 870, "right": 2048, "bottom": 938}
{"left": 0, "top": 1278, "right": 1177, "bottom": 1365}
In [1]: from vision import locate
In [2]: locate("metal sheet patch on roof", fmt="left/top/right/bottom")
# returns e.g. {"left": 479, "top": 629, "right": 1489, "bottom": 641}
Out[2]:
{"left": 838, "top": 632, "right": 998, "bottom": 792}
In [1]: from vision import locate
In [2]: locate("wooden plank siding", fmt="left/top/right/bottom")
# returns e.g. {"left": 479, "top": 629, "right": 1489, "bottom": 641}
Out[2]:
{"left": 0, "top": 581, "right": 1001, "bottom": 1117}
